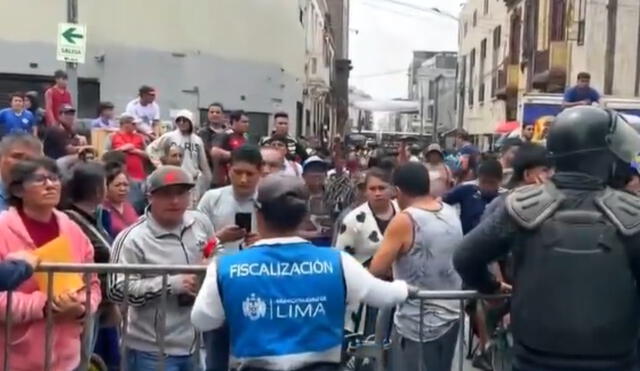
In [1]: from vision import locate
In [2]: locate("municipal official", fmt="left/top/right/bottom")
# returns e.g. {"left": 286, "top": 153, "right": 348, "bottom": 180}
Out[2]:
{"left": 191, "top": 174, "right": 410, "bottom": 371}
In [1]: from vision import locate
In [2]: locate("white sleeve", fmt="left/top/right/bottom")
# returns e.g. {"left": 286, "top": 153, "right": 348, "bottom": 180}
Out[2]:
{"left": 341, "top": 252, "right": 408, "bottom": 307}
{"left": 153, "top": 103, "right": 161, "bottom": 120}
{"left": 124, "top": 100, "right": 137, "bottom": 117}
{"left": 191, "top": 260, "right": 225, "bottom": 331}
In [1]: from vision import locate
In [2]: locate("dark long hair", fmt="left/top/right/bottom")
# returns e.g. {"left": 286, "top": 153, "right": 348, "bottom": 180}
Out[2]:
{"left": 8, "top": 157, "right": 59, "bottom": 208}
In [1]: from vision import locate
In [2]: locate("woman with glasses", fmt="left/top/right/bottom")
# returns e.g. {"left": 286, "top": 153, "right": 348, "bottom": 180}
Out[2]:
{"left": 0, "top": 157, "right": 101, "bottom": 371}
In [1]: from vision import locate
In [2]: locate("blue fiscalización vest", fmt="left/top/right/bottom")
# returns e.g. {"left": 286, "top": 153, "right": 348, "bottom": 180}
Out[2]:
{"left": 217, "top": 241, "right": 346, "bottom": 361}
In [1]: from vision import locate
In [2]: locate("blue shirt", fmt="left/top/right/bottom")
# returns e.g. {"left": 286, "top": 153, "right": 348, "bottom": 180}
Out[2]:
{"left": 0, "top": 109, "right": 34, "bottom": 137}
{"left": 443, "top": 183, "right": 499, "bottom": 234}
{"left": 563, "top": 86, "right": 600, "bottom": 104}
{"left": 91, "top": 117, "right": 118, "bottom": 130}
{"left": 458, "top": 143, "right": 479, "bottom": 157}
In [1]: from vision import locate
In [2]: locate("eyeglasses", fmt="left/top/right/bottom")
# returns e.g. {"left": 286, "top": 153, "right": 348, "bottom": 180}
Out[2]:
{"left": 26, "top": 173, "right": 60, "bottom": 186}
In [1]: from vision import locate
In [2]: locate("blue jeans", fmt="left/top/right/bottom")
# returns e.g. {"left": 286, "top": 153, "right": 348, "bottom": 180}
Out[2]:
{"left": 203, "top": 326, "right": 229, "bottom": 371}
{"left": 127, "top": 349, "right": 196, "bottom": 371}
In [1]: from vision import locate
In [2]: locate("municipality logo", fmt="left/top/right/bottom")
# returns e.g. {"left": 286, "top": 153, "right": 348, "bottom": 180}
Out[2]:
{"left": 242, "top": 293, "right": 266, "bottom": 321}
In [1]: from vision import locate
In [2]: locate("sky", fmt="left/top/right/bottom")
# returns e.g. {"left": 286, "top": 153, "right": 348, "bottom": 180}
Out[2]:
{"left": 349, "top": 0, "right": 465, "bottom": 100}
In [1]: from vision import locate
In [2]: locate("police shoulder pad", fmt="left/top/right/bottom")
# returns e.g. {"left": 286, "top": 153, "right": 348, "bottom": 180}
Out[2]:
{"left": 596, "top": 188, "right": 640, "bottom": 236}
{"left": 506, "top": 182, "right": 565, "bottom": 230}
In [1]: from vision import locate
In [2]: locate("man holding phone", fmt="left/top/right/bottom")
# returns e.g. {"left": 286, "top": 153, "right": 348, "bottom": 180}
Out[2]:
{"left": 196, "top": 145, "right": 262, "bottom": 371}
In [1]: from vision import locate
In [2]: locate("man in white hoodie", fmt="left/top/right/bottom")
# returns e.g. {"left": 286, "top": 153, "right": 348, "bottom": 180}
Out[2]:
{"left": 147, "top": 110, "right": 212, "bottom": 205}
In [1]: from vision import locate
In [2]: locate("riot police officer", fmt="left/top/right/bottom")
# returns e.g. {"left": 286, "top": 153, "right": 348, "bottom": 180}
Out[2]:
{"left": 453, "top": 106, "right": 640, "bottom": 371}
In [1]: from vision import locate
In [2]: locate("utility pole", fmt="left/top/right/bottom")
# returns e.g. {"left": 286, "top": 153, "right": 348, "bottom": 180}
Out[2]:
{"left": 66, "top": 0, "right": 79, "bottom": 106}
{"left": 433, "top": 75, "right": 443, "bottom": 144}
{"left": 419, "top": 92, "right": 425, "bottom": 135}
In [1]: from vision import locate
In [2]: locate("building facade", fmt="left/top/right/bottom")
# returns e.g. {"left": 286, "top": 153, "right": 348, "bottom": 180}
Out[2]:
{"left": 301, "top": 0, "right": 337, "bottom": 142}
{"left": 458, "top": 0, "right": 510, "bottom": 149}
{"left": 458, "top": 0, "right": 640, "bottom": 149}
{"left": 416, "top": 52, "right": 458, "bottom": 139}
{"left": 503, "top": 0, "right": 640, "bottom": 98}
{"left": 0, "top": 0, "right": 309, "bottom": 140}
{"left": 348, "top": 87, "right": 372, "bottom": 132}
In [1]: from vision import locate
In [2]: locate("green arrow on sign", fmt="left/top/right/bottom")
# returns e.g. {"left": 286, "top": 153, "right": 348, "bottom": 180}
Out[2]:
{"left": 62, "top": 27, "right": 83, "bottom": 44}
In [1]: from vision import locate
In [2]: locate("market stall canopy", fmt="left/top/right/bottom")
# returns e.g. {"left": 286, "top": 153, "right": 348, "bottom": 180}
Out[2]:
{"left": 352, "top": 99, "right": 419, "bottom": 112}
{"left": 495, "top": 120, "right": 520, "bottom": 134}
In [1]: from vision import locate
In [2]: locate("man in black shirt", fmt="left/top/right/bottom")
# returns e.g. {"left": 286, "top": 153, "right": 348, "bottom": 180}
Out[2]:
{"left": 259, "top": 112, "right": 307, "bottom": 162}
{"left": 198, "top": 102, "right": 229, "bottom": 188}
{"left": 43, "top": 104, "right": 91, "bottom": 159}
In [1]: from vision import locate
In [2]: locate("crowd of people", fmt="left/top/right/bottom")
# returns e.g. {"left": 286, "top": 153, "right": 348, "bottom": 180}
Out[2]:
{"left": 0, "top": 69, "right": 639, "bottom": 371}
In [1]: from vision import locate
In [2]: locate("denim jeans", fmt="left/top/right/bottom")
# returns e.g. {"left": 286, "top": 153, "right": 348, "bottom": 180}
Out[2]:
{"left": 127, "top": 349, "right": 197, "bottom": 371}
{"left": 203, "top": 326, "right": 229, "bottom": 371}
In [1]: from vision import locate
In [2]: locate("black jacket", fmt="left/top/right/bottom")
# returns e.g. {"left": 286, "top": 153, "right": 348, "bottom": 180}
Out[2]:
{"left": 64, "top": 205, "right": 112, "bottom": 301}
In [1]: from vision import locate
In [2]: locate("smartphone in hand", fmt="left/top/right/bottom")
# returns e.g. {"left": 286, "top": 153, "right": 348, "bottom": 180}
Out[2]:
{"left": 235, "top": 213, "right": 252, "bottom": 233}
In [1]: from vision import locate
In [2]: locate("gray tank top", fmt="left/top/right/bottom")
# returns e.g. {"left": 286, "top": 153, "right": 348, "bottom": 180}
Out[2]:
{"left": 393, "top": 204, "right": 463, "bottom": 342}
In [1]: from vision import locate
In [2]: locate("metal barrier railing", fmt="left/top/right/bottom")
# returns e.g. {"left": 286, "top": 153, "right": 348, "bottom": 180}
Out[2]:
{"left": 350, "top": 290, "right": 510, "bottom": 371}
{"left": 0, "top": 263, "right": 509, "bottom": 371}
{"left": 2, "top": 263, "right": 207, "bottom": 371}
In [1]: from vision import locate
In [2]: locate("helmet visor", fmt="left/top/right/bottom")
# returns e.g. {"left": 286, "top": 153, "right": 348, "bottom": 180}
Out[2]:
{"left": 607, "top": 113, "right": 640, "bottom": 167}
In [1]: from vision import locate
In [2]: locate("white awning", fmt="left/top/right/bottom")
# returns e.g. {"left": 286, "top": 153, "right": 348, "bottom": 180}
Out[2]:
{"left": 352, "top": 100, "right": 420, "bottom": 112}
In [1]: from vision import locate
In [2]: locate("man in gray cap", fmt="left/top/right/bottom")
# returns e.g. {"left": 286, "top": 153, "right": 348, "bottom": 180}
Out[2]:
{"left": 192, "top": 174, "right": 411, "bottom": 371}
{"left": 109, "top": 165, "right": 215, "bottom": 370}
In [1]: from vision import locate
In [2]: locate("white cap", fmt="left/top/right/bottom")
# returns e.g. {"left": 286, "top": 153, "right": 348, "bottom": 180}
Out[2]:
{"left": 174, "top": 109, "right": 194, "bottom": 123}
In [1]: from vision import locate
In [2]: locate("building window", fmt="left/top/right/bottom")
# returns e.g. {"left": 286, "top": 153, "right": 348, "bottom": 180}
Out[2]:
{"left": 473, "top": 11, "right": 478, "bottom": 27}
{"left": 522, "top": 0, "right": 539, "bottom": 63}
{"left": 492, "top": 26, "right": 501, "bottom": 97}
{"left": 577, "top": 0, "right": 586, "bottom": 45}
{"left": 469, "top": 48, "right": 476, "bottom": 106}
{"left": 480, "top": 39, "right": 487, "bottom": 103}
{"left": 484, "top": 0, "right": 489, "bottom": 14}
{"left": 549, "top": 0, "right": 566, "bottom": 41}
{"left": 509, "top": 9, "right": 522, "bottom": 64}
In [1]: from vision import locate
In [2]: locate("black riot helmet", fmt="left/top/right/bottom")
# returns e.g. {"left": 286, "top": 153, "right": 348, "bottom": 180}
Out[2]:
{"left": 547, "top": 106, "right": 640, "bottom": 183}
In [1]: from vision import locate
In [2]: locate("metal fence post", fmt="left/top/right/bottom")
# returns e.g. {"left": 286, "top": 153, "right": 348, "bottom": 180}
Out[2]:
{"left": 3, "top": 291, "right": 12, "bottom": 371}
{"left": 158, "top": 274, "right": 168, "bottom": 371}
{"left": 80, "top": 272, "right": 92, "bottom": 371}
{"left": 120, "top": 273, "right": 130, "bottom": 371}
{"left": 458, "top": 299, "right": 465, "bottom": 371}
{"left": 44, "top": 272, "right": 54, "bottom": 371}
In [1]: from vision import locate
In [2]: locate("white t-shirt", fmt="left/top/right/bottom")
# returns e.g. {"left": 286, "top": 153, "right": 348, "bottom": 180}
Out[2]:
{"left": 125, "top": 98, "right": 160, "bottom": 134}
{"left": 281, "top": 160, "right": 302, "bottom": 177}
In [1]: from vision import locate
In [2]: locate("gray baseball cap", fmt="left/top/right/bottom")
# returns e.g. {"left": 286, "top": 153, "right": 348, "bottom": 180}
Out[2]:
{"left": 257, "top": 174, "right": 309, "bottom": 208}
{"left": 146, "top": 165, "right": 194, "bottom": 193}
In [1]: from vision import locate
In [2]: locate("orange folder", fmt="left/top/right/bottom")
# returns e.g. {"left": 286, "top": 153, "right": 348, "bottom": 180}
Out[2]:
{"left": 32, "top": 235, "right": 84, "bottom": 296}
